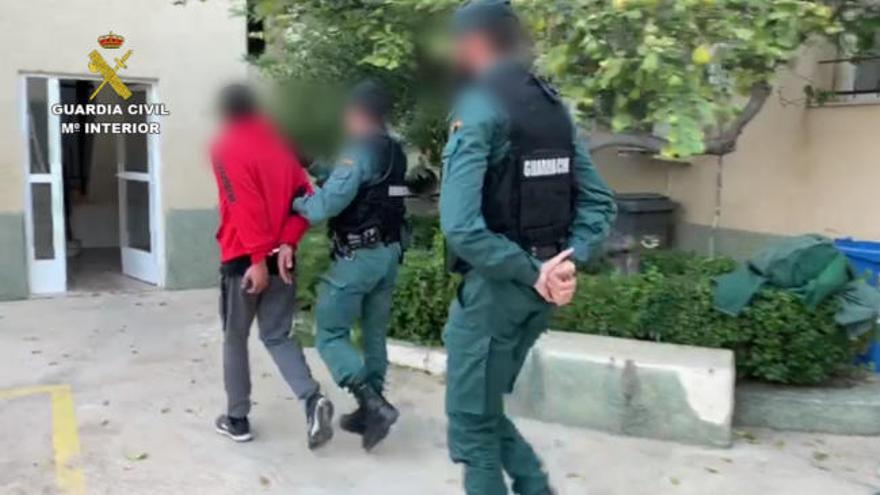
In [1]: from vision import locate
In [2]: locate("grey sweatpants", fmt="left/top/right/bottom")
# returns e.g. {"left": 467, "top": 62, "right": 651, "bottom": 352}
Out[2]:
{"left": 220, "top": 274, "right": 319, "bottom": 418}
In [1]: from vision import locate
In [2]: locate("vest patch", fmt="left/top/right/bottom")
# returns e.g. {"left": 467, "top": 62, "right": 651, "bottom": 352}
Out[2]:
{"left": 388, "top": 185, "right": 411, "bottom": 197}
{"left": 523, "top": 157, "right": 571, "bottom": 178}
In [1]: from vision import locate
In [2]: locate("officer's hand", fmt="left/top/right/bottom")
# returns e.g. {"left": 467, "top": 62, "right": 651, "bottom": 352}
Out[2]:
{"left": 242, "top": 260, "right": 270, "bottom": 295}
{"left": 278, "top": 244, "right": 295, "bottom": 285}
{"left": 547, "top": 261, "right": 577, "bottom": 306}
{"left": 534, "top": 248, "right": 574, "bottom": 304}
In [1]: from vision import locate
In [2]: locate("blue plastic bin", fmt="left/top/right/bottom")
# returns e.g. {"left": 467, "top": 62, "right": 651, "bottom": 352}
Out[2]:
{"left": 834, "top": 238, "right": 880, "bottom": 287}
{"left": 835, "top": 238, "right": 880, "bottom": 371}
{"left": 856, "top": 343, "right": 880, "bottom": 371}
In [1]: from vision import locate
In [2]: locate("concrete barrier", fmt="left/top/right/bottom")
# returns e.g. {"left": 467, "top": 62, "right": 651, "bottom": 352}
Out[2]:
{"left": 386, "top": 339, "right": 447, "bottom": 376}
{"left": 388, "top": 332, "right": 736, "bottom": 447}
{"left": 506, "top": 332, "right": 735, "bottom": 447}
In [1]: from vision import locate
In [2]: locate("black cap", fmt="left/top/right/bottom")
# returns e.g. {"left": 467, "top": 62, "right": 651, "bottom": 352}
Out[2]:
{"left": 348, "top": 80, "right": 392, "bottom": 121}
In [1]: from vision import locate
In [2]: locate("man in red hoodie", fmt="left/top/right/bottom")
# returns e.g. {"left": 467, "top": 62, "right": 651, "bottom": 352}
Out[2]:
{"left": 210, "top": 84, "right": 334, "bottom": 450}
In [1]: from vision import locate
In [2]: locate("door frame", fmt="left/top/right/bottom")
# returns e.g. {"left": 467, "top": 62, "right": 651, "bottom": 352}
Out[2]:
{"left": 20, "top": 75, "right": 66, "bottom": 294}
{"left": 18, "top": 72, "right": 166, "bottom": 293}
{"left": 147, "top": 83, "right": 166, "bottom": 288}
{"left": 116, "top": 83, "right": 164, "bottom": 286}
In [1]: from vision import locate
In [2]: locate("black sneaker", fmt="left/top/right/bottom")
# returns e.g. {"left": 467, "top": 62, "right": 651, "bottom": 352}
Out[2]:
{"left": 305, "top": 393, "right": 334, "bottom": 450}
{"left": 215, "top": 415, "right": 253, "bottom": 442}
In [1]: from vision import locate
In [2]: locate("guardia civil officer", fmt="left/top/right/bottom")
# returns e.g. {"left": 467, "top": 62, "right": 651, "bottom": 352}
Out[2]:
{"left": 292, "top": 80, "right": 407, "bottom": 451}
{"left": 440, "top": 1, "right": 617, "bottom": 493}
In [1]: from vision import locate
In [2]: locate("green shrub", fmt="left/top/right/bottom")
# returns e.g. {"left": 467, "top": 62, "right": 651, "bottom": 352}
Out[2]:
{"left": 298, "top": 232, "right": 861, "bottom": 385}
{"left": 389, "top": 233, "right": 458, "bottom": 346}
{"left": 296, "top": 229, "right": 331, "bottom": 311}
{"left": 553, "top": 266, "right": 861, "bottom": 385}
{"left": 390, "top": 246, "right": 862, "bottom": 385}
{"left": 407, "top": 214, "right": 440, "bottom": 251}
{"left": 641, "top": 249, "right": 738, "bottom": 277}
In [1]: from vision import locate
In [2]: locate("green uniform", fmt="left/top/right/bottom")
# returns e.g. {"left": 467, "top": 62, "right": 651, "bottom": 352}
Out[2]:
{"left": 440, "top": 61, "right": 617, "bottom": 495}
{"left": 293, "top": 136, "right": 402, "bottom": 392}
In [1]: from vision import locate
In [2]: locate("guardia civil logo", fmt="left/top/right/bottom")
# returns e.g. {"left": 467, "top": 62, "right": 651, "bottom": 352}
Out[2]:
{"left": 88, "top": 31, "right": 133, "bottom": 100}
{"left": 52, "top": 31, "right": 169, "bottom": 135}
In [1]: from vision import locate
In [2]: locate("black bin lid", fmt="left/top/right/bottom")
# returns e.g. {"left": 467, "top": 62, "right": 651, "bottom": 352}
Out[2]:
{"left": 616, "top": 193, "right": 678, "bottom": 213}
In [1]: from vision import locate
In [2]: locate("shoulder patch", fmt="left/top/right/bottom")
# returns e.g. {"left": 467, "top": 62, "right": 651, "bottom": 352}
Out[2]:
{"left": 451, "top": 120, "right": 463, "bottom": 134}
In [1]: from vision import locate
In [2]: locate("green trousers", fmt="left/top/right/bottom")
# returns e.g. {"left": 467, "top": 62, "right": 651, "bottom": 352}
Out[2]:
{"left": 444, "top": 272, "right": 553, "bottom": 495}
{"left": 315, "top": 243, "right": 401, "bottom": 392}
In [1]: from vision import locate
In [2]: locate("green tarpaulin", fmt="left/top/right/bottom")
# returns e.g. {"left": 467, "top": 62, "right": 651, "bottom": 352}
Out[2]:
{"left": 714, "top": 234, "right": 880, "bottom": 337}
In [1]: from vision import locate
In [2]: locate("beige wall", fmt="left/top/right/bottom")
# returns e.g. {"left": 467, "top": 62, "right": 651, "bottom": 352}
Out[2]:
{"left": 596, "top": 41, "right": 880, "bottom": 242}
{"left": 0, "top": 0, "right": 247, "bottom": 214}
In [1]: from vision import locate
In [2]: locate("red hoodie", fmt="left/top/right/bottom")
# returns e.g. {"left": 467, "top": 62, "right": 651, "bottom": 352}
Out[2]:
{"left": 210, "top": 115, "right": 312, "bottom": 265}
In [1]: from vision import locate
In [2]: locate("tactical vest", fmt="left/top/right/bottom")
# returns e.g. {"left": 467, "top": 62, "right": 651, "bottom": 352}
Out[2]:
{"left": 453, "top": 67, "right": 575, "bottom": 271}
{"left": 328, "top": 134, "right": 408, "bottom": 245}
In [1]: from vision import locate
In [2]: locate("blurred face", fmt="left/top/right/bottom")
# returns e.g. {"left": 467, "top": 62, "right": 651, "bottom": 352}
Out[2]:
{"left": 452, "top": 31, "right": 497, "bottom": 79}
{"left": 343, "top": 105, "right": 375, "bottom": 137}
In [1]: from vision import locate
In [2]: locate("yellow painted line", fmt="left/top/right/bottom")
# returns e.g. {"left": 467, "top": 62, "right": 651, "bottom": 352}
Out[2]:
{"left": 0, "top": 385, "right": 86, "bottom": 495}
{"left": 0, "top": 384, "right": 62, "bottom": 400}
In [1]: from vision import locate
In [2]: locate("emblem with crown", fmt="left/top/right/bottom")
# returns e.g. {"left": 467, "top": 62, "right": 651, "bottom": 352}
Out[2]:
{"left": 97, "top": 31, "right": 125, "bottom": 49}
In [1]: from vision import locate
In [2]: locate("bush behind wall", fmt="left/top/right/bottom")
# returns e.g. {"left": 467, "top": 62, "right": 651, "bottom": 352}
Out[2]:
{"left": 387, "top": 241, "right": 862, "bottom": 385}
{"left": 298, "top": 228, "right": 863, "bottom": 385}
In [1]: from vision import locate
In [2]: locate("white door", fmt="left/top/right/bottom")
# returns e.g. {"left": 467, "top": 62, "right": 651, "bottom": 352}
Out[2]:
{"left": 23, "top": 76, "right": 67, "bottom": 294}
{"left": 117, "top": 86, "right": 159, "bottom": 285}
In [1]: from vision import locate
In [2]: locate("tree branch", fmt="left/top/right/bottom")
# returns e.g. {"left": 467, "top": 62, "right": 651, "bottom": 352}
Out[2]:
{"left": 703, "top": 81, "right": 772, "bottom": 155}
{"left": 587, "top": 81, "right": 772, "bottom": 157}
{"left": 587, "top": 131, "right": 667, "bottom": 155}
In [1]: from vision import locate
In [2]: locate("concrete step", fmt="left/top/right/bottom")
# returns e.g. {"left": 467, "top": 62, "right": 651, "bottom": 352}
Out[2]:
{"left": 506, "top": 332, "right": 735, "bottom": 448}
{"left": 735, "top": 379, "right": 880, "bottom": 435}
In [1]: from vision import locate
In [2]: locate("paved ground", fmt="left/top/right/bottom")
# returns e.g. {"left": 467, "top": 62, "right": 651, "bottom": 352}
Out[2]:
{"left": 1, "top": 289, "right": 880, "bottom": 495}
{"left": 67, "top": 248, "right": 155, "bottom": 293}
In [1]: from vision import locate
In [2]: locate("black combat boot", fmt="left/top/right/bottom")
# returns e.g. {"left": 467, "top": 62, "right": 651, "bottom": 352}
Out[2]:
{"left": 352, "top": 383, "right": 399, "bottom": 451}
{"left": 339, "top": 405, "right": 367, "bottom": 435}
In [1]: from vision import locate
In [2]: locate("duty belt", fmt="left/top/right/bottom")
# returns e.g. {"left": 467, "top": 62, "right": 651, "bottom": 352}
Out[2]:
{"left": 528, "top": 242, "right": 566, "bottom": 261}
{"left": 332, "top": 227, "right": 384, "bottom": 259}
{"left": 450, "top": 239, "right": 568, "bottom": 274}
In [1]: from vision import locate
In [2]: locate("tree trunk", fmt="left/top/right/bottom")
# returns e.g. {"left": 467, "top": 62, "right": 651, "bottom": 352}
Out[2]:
{"left": 709, "top": 154, "right": 725, "bottom": 258}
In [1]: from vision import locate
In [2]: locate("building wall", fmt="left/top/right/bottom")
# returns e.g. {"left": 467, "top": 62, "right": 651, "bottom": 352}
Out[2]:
{"left": 596, "top": 42, "right": 880, "bottom": 260}
{"left": 0, "top": 0, "right": 247, "bottom": 297}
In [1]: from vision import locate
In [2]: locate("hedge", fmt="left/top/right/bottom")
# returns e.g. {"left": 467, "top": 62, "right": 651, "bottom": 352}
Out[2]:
{"left": 295, "top": 229, "right": 332, "bottom": 312}
{"left": 554, "top": 255, "right": 861, "bottom": 385}
{"left": 297, "top": 228, "right": 864, "bottom": 385}
{"left": 388, "top": 234, "right": 458, "bottom": 346}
